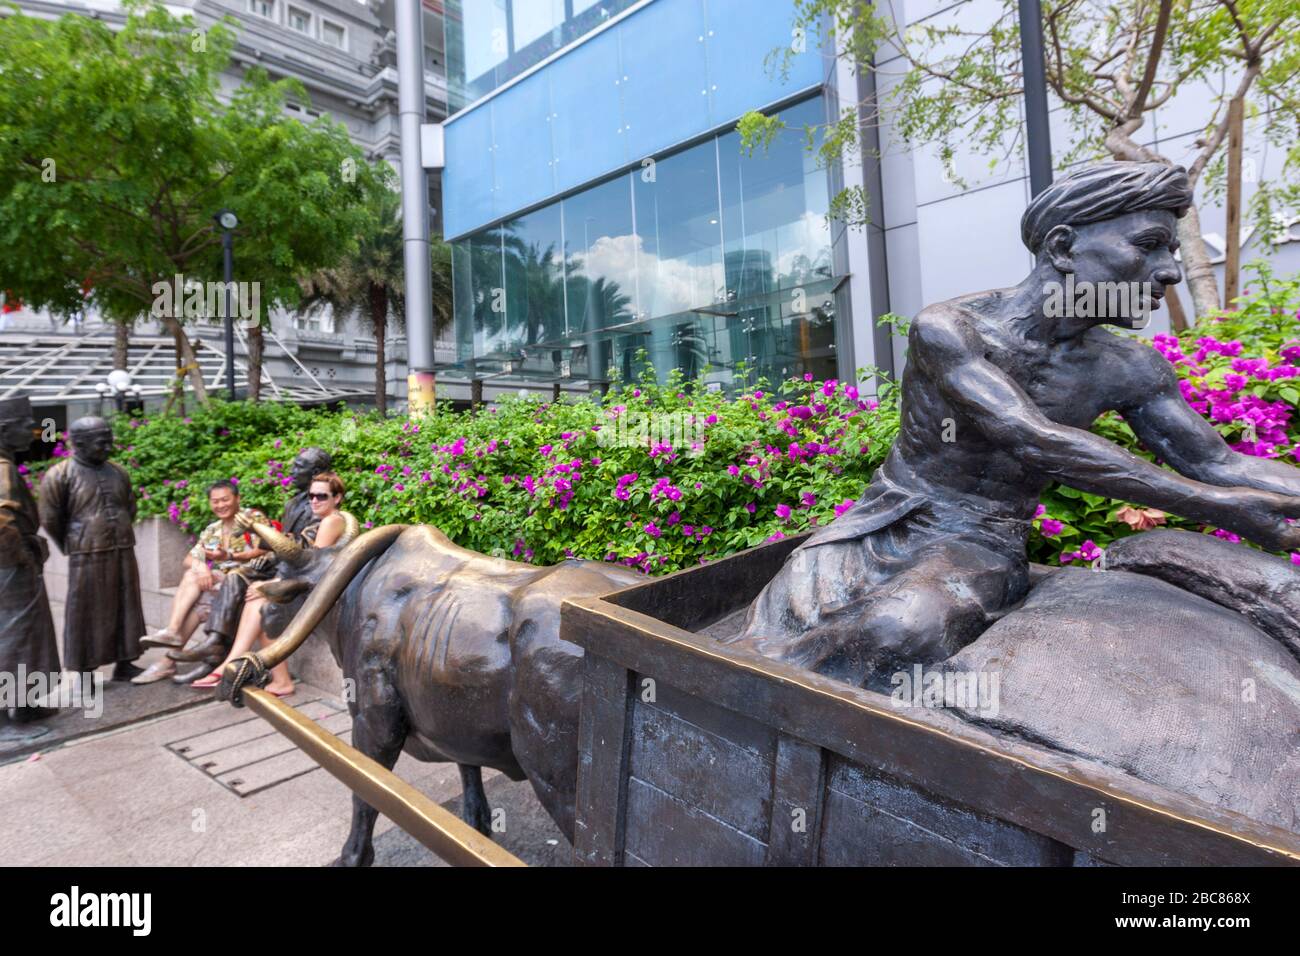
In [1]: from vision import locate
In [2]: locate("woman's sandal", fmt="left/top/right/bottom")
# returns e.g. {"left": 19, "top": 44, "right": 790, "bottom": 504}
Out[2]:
{"left": 189, "top": 671, "right": 223, "bottom": 689}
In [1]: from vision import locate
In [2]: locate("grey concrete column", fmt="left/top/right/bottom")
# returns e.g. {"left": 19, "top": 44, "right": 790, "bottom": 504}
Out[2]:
{"left": 1018, "top": 0, "right": 1054, "bottom": 196}
{"left": 830, "top": 41, "right": 894, "bottom": 388}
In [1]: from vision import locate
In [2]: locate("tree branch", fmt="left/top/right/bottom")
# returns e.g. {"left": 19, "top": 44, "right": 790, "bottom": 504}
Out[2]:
{"left": 1045, "top": 7, "right": 1122, "bottom": 119}
{"left": 1219, "top": 0, "right": 1252, "bottom": 51}
{"left": 1129, "top": 0, "right": 1174, "bottom": 118}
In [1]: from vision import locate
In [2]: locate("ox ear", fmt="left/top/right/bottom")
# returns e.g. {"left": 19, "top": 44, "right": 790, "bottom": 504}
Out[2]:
{"left": 260, "top": 579, "right": 312, "bottom": 604}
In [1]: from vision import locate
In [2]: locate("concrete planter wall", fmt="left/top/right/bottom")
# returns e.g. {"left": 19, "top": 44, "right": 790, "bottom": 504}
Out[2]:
{"left": 40, "top": 517, "right": 344, "bottom": 693}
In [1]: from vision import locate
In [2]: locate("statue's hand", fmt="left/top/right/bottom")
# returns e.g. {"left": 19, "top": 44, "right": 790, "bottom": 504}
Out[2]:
{"left": 1226, "top": 490, "right": 1300, "bottom": 553}
{"left": 233, "top": 510, "right": 258, "bottom": 533}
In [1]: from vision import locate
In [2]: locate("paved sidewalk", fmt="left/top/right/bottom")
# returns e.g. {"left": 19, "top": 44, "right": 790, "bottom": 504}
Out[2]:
{"left": 0, "top": 681, "right": 570, "bottom": 867}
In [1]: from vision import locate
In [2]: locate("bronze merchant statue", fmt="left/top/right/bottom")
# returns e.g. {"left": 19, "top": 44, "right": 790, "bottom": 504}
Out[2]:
{"left": 728, "top": 161, "right": 1300, "bottom": 687}
{"left": 39, "top": 416, "right": 144, "bottom": 681}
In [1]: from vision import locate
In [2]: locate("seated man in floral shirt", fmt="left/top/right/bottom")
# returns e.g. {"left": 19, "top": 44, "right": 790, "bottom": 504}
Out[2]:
{"left": 132, "top": 480, "right": 268, "bottom": 684}
{"left": 166, "top": 448, "right": 332, "bottom": 680}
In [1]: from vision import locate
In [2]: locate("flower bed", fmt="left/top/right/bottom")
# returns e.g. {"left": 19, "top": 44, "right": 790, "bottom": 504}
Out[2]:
{"left": 24, "top": 267, "right": 1300, "bottom": 573}
{"left": 29, "top": 367, "right": 900, "bottom": 574}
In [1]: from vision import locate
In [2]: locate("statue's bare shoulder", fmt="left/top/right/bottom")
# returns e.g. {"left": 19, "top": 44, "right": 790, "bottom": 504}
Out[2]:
{"left": 909, "top": 296, "right": 991, "bottom": 365}
{"left": 1088, "top": 326, "right": 1181, "bottom": 407}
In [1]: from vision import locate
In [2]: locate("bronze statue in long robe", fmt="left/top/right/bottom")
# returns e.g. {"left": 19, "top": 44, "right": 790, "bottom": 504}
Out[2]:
{"left": 39, "top": 418, "right": 143, "bottom": 676}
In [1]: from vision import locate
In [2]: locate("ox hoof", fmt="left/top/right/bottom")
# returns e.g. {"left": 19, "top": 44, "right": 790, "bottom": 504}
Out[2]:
{"left": 333, "top": 844, "right": 375, "bottom": 868}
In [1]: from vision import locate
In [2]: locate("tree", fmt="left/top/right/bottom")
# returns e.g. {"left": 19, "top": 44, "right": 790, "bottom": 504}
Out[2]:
{"left": 743, "top": 0, "right": 1300, "bottom": 320}
{"left": 0, "top": 1, "right": 388, "bottom": 402}
{"left": 298, "top": 187, "right": 454, "bottom": 414}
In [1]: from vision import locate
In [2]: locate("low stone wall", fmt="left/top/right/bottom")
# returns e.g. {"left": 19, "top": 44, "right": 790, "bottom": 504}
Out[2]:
{"left": 40, "top": 517, "right": 345, "bottom": 693}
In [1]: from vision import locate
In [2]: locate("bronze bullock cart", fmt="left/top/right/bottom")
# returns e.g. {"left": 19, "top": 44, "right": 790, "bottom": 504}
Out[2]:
{"left": 562, "top": 535, "right": 1300, "bottom": 867}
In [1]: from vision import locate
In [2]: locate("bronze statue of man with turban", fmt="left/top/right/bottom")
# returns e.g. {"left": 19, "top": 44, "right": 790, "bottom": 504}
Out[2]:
{"left": 728, "top": 160, "right": 1300, "bottom": 687}
{"left": 0, "top": 396, "right": 60, "bottom": 739}
{"left": 39, "top": 416, "right": 144, "bottom": 680}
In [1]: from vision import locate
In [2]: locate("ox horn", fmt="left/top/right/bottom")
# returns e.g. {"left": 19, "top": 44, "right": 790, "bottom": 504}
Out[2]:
{"left": 338, "top": 511, "right": 360, "bottom": 545}
{"left": 239, "top": 524, "right": 407, "bottom": 675}
{"left": 249, "top": 519, "right": 305, "bottom": 565}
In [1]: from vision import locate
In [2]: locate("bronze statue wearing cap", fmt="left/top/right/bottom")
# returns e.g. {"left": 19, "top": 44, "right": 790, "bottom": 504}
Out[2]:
{"left": 39, "top": 417, "right": 145, "bottom": 680}
{"left": 729, "top": 160, "right": 1300, "bottom": 687}
{"left": 0, "top": 396, "right": 60, "bottom": 738}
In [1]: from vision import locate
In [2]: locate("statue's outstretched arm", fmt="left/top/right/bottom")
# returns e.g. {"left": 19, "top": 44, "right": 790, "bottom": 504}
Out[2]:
{"left": 912, "top": 308, "right": 1300, "bottom": 553}
{"left": 1121, "top": 346, "right": 1300, "bottom": 501}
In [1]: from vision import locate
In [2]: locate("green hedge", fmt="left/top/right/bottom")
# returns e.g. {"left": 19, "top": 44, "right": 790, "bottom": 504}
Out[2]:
{"left": 88, "top": 366, "right": 900, "bottom": 573}
{"left": 24, "top": 265, "right": 1300, "bottom": 572}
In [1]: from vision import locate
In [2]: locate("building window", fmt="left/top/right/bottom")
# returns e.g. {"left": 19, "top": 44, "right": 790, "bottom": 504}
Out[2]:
{"left": 294, "top": 311, "right": 334, "bottom": 334}
{"left": 320, "top": 20, "right": 346, "bottom": 50}
{"left": 511, "top": 0, "right": 565, "bottom": 51}
{"left": 286, "top": 102, "right": 322, "bottom": 120}
{"left": 460, "top": 0, "right": 509, "bottom": 83}
{"left": 287, "top": 5, "right": 312, "bottom": 35}
{"left": 246, "top": 0, "right": 275, "bottom": 19}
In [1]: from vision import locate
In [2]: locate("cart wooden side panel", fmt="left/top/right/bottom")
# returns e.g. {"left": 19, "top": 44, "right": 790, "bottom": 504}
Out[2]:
{"left": 564, "top": 538, "right": 1300, "bottom": 867}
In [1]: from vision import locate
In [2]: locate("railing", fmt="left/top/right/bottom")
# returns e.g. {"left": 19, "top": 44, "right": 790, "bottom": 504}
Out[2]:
{"left": 238, "top": 687, "right": 525, "bottom": 868}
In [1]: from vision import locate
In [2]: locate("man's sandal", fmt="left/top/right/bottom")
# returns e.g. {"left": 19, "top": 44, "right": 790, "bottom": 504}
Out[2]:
{"left": 140, "top": 628, "right": 184, "bottom": 649}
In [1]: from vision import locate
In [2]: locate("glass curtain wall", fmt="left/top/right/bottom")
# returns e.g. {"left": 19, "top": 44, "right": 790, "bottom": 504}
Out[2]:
{"left": 443, "top": 0, "right": 642, "bottom": 111}
{"left": 451, "top": 95, "right": 835, "bottom": 390}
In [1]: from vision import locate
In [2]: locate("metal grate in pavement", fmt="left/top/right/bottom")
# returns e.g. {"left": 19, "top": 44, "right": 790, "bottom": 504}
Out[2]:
{"left": 165, "top": 695, "right": 351, "bottom": 797}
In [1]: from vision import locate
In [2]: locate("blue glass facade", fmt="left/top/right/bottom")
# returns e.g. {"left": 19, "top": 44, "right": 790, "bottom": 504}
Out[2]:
{"left": 442, "top": 0, "right": 825, "bottom": 239}
{"left": 443, "top": 0, "right": 643, "bottom": 112}
{"left": 451, "top": 97, "right": 837, "bottom": 388}
{"left": 442, "top": 0, "right": 835, "bottom": 390}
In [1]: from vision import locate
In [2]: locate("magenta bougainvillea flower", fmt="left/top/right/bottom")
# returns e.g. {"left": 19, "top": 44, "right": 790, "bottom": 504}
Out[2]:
{"left": 1060, "top": 540, "right": 1103, "bottom": 564}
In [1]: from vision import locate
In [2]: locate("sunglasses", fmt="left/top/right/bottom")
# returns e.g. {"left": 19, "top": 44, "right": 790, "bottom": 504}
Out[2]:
{"left": 307, "top": 492, "right": 334, "bottom": 502}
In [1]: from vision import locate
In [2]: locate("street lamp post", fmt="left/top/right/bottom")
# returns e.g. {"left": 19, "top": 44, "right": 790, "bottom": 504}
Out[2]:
{"left": 213, "top": 209, "right": 239, "bottom": 400}
{"left": 1018, "top": 0, "right": 1054, "bottom": 197}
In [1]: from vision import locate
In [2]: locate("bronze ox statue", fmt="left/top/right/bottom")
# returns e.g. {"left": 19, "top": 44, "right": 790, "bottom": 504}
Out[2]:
{"left": 223, "top": 516, "right": 639, "bottom": 866}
